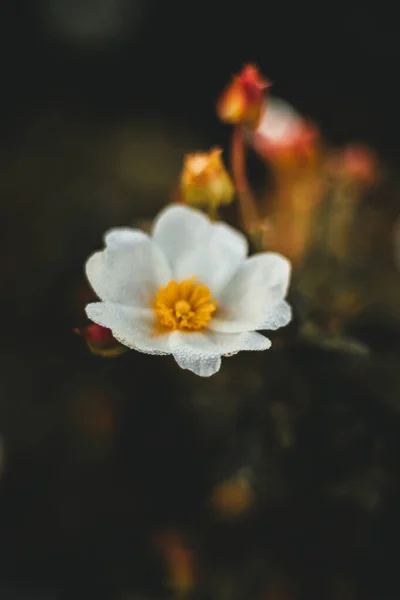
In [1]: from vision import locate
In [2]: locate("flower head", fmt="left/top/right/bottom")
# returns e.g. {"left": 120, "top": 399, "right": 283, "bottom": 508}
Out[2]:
{"left": 179, "top": 148, "right": 234, "bottom": 212}
{"left": 85, "top": 205, "right": 292, "bottom": 377}
{"left": 217, "top": 64, "right": 270, "bottom": 129}
{"left": 251, "top": 97, "right": 318, "bottom": 166}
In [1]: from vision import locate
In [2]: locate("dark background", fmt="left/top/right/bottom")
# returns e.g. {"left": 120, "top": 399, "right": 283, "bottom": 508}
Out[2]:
{"left": 1, "top": 2, "right": 400, "bottom": 599}
{"left": 1, "top": 1, "right": 400, "bottom": 158}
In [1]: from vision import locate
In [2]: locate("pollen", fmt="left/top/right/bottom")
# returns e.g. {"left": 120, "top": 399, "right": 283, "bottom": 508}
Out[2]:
{"left": 154, "top": 278, "right": 217, "bottom": 332}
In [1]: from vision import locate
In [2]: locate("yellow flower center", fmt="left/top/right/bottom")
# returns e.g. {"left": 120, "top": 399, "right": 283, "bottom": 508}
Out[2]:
{"left": 154, "top": 277, "right": 217, "bottom": 332}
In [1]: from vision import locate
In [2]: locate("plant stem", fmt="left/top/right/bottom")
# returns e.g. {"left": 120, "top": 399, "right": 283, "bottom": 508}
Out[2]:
{"left": 231, "top": 124, "right": 260, "bottom": 234}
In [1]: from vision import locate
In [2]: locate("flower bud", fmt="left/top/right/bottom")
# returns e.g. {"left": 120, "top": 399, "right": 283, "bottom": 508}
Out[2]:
{"left": 210, "top": 472, "right": 255, "bottom": 519}
{"left": 217, "top": 64, "right": 270, "bottom": 128}
{"left": 326, "top": 144, "right": 379, "bottom": 188}
{"left": 251, "top": 97, "right": 318, "bottom": 167}
{"left": 179, "top": 147, "right": 234, "bottom": 212}
{"left": 74, "top": 323, "right": 127, "bottom": 357}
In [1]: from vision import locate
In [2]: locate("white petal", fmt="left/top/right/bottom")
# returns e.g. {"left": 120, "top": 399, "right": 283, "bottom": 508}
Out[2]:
{"left": 151, "top": 204, "right": 248, "bottom": 293}
{"left": 104, "top": 227, "right": 148, "bottom": 249}
{"left": 170, "top": 331, "right": 222, "bottom": 377}
{"left": 85, "top": 238, "right": 171, "bottom": 307}
{"left": 255, "top": 97, "right": 301, "bottom": 141}
{"left": 210, "top": 222, "right": 248, "bottom": 261}
{"left": 260, "top": 300, "right": 292, "bottom": 330}
{"left": 207, "top": 330, "right": 271, "bottom": 355}
{"left": 169, "top": 329, "right": 270, "bottom": 377}
{"left": 152, "top": 205, "right": 211, "bottom": 268}
{"left": 174, "top": 221, "right": 248, "bottom": 294}
{"left": 209, "top": 252, "right": 291, "bottom": 333}
{"left": 86, "top": 302, "right": 172, "bottom": 355}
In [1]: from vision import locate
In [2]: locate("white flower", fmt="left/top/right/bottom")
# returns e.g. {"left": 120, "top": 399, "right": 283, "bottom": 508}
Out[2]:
{"left": 255, "top": 97, "right": 302, "bottom": 143}
{"left": 251, "top": 97, "right": 316, "bottom": 162}
{"left": 85, "top": 205, "right": 292, "bottom": 377}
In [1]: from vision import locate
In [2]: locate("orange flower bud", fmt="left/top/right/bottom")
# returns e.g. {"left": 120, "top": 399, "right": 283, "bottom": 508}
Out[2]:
{"left": 217, "top": 64, "right": 270, "bottom": 128}
{"left": 74, "top": 323, "right": 127, "bottom": 357}
{"left": 210, "top": 474, "right": 255, "bottom": 519}
{"left": 179, "top": 147, "right": 234, "bottom": 211}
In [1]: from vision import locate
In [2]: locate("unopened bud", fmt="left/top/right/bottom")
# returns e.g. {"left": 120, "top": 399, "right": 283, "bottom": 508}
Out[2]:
{"left": 217, "top": 64, "right": 270, "bottom": 128}
{"left": 327, "top": 144, "right": 379, "bottom": 188}
{"left": 179, "top": 147, "right": 234, "bottom": 211}
{"left": 210, "top": 471, "right": 255, "bottom": 518}
{"left": 74, "top": 323, "right": 127, "bottom": 357}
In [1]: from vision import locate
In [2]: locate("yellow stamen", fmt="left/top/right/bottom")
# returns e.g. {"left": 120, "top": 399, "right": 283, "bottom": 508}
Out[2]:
{"left": 154, "top": 278, "right": 217, "bottom": 332}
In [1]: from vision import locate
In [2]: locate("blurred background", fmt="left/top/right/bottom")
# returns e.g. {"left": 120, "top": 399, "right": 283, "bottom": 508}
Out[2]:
{"left": 1, "top": 1, "right": 400, "bottom": 599}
